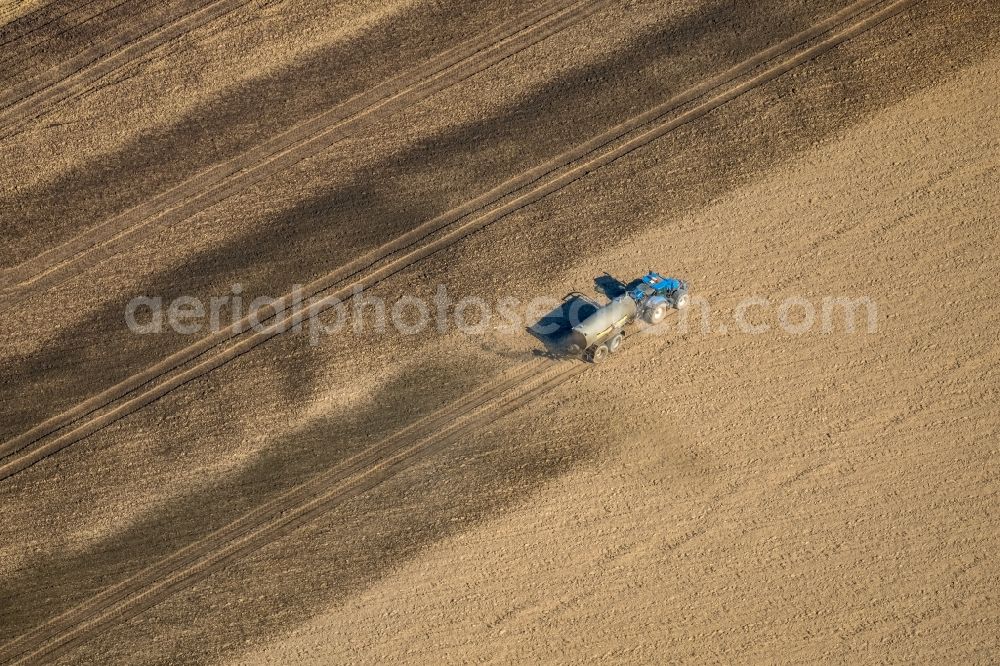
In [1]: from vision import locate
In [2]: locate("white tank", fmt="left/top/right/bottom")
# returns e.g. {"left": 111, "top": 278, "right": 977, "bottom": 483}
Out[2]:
{"left": 569, "top": 296, "right": 636, "bottom": 349}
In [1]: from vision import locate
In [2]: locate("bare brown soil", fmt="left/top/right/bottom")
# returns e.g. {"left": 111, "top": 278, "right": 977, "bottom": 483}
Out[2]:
{"left": 0, "top": 0, "right": 997, "bottom": 663}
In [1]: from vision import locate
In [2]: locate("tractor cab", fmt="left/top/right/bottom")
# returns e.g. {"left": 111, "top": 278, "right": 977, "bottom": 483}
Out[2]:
{"left": 629, "top": 272, "right": 686, "bottom": 305}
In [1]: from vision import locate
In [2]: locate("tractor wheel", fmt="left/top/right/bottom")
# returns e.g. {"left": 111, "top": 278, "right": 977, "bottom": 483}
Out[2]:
{"left": 645, "top": 302, "right": 668, "bottom": 324}
{"left": 607, "top": 332, "right": 624, "bottom": 353}
{"left": 674, "top": 293, "right": 690, "bottom": 309}
{"left": 590, "top": 344, "right": 610, "bottom": 363}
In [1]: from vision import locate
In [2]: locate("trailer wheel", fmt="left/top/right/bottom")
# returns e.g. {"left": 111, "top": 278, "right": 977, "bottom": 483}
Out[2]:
{"left": 590, "top": 344, "right": 610, "bottom": 363}
{"left": 607, "top": 332, "right": 624, "bottom": 353}
{"left": 645, "top": 302, "right": 668, "bottom": 324}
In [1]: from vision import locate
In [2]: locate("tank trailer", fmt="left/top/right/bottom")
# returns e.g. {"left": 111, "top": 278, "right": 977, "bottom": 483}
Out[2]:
{"left": 564, "top": 272, "right": 689, "bottom": 363}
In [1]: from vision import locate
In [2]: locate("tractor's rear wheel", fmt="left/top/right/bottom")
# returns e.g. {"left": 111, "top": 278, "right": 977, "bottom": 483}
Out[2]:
{"left": 590, "top": 344, "right": 610, "bottom": 363}
{"left": 607, "top": 332, "right": 624, "bottom": 353}
{"left": 646, "top": 302, "right": 668, "bottom": 324}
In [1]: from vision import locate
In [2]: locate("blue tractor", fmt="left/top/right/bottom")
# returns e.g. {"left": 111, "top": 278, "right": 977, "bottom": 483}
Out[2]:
{"left": 564, "top": 272, "right": 689, "bottom": 363}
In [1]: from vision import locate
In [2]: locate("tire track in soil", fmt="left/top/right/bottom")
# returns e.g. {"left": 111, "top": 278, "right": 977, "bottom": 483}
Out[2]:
{"left": 0, "top": 0, "right": 82, "bottom": 47}
{"left": 0, "top": 0, "right": 919, "bottom": 482}
{"left": 0, "top": 0, "right": 603, "bottom": 296}
{"left": 0, "top": 358, "right": 585, "bottom": 665}
{"left": 0, "top": 0, "right": 163, "bottom": 87}
{"left": 0, "top": 0, "right": 111, "bottom": 54}
{"left": 0, "top": 0, "right": 253, "bottom": 134}
{"left": 0, "top": 0, "right": 602, "bottom": 470}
